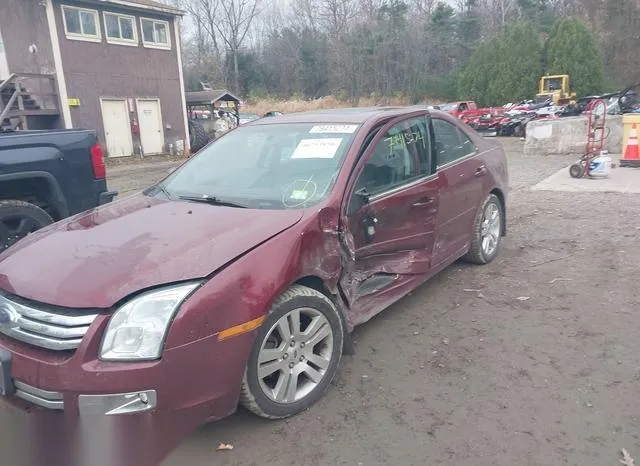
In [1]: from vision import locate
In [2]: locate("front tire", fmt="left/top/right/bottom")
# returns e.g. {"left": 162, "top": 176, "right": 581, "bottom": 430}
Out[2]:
{"left": 240, "top": 285, "right": 344, "bottom": 419}
{"left": 463, "top": 194, "right": 503, "bottom": 265}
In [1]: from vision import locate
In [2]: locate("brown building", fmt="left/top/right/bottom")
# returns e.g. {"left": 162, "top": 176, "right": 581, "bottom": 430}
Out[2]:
{"left": 0, "top": 0, "right": 190, "bottom": 156}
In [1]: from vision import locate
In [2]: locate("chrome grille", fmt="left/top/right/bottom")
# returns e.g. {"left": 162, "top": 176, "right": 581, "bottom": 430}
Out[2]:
{"left": 0, "top": 293, "right": 99, "bottom": 350}
{"left": 14, "top": 381, "right": 64, "bottom": 410}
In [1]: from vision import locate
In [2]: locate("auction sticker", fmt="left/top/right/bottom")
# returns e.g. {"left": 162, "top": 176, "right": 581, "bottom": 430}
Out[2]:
{"left": 309, "top": 125, "right": 358, "bottom": 134}
{"left": 291, "top": 138, "right": 343, "bottom": 159}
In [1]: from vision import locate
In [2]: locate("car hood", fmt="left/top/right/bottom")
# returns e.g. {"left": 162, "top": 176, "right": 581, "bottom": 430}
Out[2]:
{"left": 0, "top": 193, "right": 303, "bottom": 309}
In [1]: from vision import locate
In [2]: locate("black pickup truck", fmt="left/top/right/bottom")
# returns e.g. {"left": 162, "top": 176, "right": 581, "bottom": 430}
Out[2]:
{"left": 0, "top": 129, "right": 117, "bottom": 250}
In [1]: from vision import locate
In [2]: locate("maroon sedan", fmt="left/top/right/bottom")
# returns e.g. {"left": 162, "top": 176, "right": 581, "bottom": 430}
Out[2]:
{"left": 0, "top": 107, "right": 507, "bottom": 464}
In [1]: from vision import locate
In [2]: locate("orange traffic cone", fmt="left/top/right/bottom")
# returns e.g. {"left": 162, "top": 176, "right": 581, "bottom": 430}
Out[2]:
{"left": 620, "top": 123, "right": 640, "bottom": 167}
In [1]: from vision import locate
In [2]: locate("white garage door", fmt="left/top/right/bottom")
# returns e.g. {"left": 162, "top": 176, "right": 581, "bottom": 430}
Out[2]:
{"left": 100, "top": 99, "right": 133, "bottom": 158}
{"left": 137, "top": 99, "right": 164, "bottom": 155}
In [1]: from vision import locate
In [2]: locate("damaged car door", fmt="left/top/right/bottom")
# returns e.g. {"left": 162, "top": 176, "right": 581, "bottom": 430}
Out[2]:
{"left": 339, "top": 114, "right": 440, "bottom": 326}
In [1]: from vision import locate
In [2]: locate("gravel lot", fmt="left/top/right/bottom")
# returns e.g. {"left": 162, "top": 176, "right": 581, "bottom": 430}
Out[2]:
{"left": 5, "top": 139, "right": 640, "bottom": 466}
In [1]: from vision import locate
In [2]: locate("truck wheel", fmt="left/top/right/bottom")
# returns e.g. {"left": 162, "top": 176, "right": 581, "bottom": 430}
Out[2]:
{"left": 0, "top": 200, "right": 53, "bottom": 251}
{"left": 463, "top": 194, "right": 503, "bottom": 265}
{"left": 240, "top": 285, "right": 344, "bottom": 419}
{"left": 188, "top": 120, "right": 208, "bottom": 153}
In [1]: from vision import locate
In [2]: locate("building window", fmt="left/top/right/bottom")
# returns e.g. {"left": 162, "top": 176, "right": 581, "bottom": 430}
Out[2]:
{"left": 104, "top": 12, "right": 137, "bottom": 45}
{"left": 140, "top": 18, "right": 171, "bottom": 50}
{"left": 61, "top": 5, "right": 101, "bottom": 42}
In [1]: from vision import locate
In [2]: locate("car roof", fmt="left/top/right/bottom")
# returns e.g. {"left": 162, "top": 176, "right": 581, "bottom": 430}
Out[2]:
{"left": 248, "top": 106, "right": 417, "bottom": 125}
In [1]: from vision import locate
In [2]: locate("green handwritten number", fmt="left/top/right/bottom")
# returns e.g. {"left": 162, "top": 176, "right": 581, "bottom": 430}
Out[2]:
{"left": 385, "top": 126, "right": 426, "bottom": 157}
{"left": 385, "top": 134, "right": 404, "bottom": 158}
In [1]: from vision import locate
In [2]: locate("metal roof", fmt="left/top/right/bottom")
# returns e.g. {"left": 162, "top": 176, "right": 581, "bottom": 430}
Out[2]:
{"left": 185, "top": 90, "right": 241, "bottom": 105}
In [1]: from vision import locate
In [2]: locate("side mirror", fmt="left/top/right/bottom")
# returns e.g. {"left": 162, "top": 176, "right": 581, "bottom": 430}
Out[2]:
{"left": 348, "top": 187, "right": 371, "bottom": 216}
{"left": 354, "top": 187, "right": 371, "bottom": 204}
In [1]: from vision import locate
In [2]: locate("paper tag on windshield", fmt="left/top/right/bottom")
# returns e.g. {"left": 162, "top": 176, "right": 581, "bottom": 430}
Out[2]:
{"left": 290, "top": 190, "right": 308, "bottom": 200}
{"left": 309, "top": 125, "right": 358, "bottom": 134}
{"left": 291, "top": 138, "right": 343, "bottom": 159}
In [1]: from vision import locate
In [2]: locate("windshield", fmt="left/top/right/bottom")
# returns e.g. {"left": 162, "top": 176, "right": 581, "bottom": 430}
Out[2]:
{"left": 158, "top": 123, "right": 360, "bottom": 209}
{"left": 439, "top": 103, "right": 457, "bottom": 111}
{"left": 543, "top": 78, "right": 562, "bottom": 91}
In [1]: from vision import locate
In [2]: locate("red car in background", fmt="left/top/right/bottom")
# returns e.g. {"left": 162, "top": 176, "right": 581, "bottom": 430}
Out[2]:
{"left": 0, "top": 107, "right": 508, "bottom": 465}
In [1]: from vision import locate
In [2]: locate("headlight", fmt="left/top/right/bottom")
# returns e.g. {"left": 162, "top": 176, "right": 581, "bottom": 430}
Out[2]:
{"left": 100, "top": 282, "right": 201, "bottom": 361}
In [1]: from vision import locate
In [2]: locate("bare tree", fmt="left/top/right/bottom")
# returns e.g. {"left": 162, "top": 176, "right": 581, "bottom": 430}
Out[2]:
{"left": 291, "top": 0, "right": 320, "bottom": 31}
{"left": 411, "top": 0, "right": 438, "bottom": 19}
{"left": 176, "top": 0, "right": 227, "bottom": 86}
{"left": 214, "top": 0, "right": 261, "bottom": 93}
{"left": 318, "top": 0, "right": 359, "bottom": 34}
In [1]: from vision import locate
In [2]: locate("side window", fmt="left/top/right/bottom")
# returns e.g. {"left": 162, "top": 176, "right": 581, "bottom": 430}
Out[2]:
{"left": 354, "top": 117, "right": 431, "bottom": 196}
{"left": 432, "top": 118, "right": 476, "bottom": 168}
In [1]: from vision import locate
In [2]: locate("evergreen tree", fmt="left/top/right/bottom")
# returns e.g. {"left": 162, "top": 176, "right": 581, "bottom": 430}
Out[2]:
{"left": 543, "top": 18, "right": 604, "bottom": 97}
{"left": 458, "top": 22, "right": 543, "bottom": 106}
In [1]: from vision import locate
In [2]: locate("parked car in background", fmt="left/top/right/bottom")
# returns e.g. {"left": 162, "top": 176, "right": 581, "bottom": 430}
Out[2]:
{"left": 0, "top": 107, "right": 507, "bottom": 465}
{"left": 440, "top": 100, "right": 479, "bottom": 118}
{"left": 0, "top": 128, "right": 117, "bottom": 250}
{"left": 238, "top": 113, "right": 261, "bottom": 125}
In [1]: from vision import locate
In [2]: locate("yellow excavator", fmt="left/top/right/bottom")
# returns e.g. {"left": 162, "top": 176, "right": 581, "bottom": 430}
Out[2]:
{"left": 536, "top": 74, "right": 577, "bottom": 105}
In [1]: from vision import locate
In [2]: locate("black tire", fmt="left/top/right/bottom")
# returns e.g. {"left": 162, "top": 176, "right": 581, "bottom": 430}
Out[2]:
{"left": 188, "top": 120, "right": 208, "bottom": 153}
{"left": 463, "top": 194, "right": 504, "bottom": 265}
{"left": 0, "top": 200, "right": 53, "bottom": 251}
{"left": 240, "top": 285, "right": 344, "bottom": 419}
{"left": 569, "top": 163, "right": 584, "bottom": 179}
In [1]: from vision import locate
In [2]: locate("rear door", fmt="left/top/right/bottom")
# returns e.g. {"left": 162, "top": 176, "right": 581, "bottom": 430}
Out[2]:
{"left": 100, "top": 99, "right": 133, "bottom": 158}
{"left": 339, "top": 114, "right": 440, "bottom": 324}
{"left": 137, "top": 99, "right": 165, "bottom": 155}
{"left": 430, "top": 117, "right": 486, "bottom": 267}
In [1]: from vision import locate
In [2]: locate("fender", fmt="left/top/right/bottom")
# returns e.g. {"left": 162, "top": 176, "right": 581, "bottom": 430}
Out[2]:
{"left": 0, "top": 171, "right": 69, "bottom": 218}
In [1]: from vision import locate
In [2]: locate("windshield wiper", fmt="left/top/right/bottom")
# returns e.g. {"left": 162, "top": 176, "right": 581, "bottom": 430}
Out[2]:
{"left": 177, "top": 194, "right": 248, "bottom": 208}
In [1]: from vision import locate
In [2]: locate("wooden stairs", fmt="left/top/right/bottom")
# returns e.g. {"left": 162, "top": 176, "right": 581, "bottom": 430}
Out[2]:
{"left": 0, "top": 73, "right": 61, "bottom": 131}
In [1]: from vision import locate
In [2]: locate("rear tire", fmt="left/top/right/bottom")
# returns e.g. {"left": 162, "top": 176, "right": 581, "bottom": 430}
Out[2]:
{"left": 240, "top": 285, "right": 344, "bottom": 419}
{"left": 463, "top": 194, "right": 503, "bottom": 265}
{"left": 0, "top": 200, "right": 53, "bottom": 251}
{"left": 188, "top": 120, "right": 208, "bottom": 153}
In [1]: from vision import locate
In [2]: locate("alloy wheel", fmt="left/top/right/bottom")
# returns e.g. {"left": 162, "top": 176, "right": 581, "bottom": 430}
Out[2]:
{"left": 257, "top": 307, "right": 334, "bottom": 404}
{"left": 480, "top": 202, "right": 501, "bottom": 257}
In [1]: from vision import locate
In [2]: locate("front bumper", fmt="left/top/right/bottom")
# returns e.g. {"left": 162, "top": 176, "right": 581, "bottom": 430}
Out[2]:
{"left": 0, "top": 324, "right": 253, "bottom": 466}
{"left": 11, "top": 379, "right": 156, "bottom": 416}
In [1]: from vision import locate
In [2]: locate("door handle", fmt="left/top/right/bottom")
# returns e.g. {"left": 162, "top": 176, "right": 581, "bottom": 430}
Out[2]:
{"left": 411, "top": 196, "right": 435, "bottom": 207}
{"left": 475, "top": 165, "right": 487, "bottom": 177}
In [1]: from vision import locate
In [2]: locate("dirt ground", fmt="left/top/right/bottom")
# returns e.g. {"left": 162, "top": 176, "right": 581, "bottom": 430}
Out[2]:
{"left": 4, "top": 138, "right": 640, "bottom": 466}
